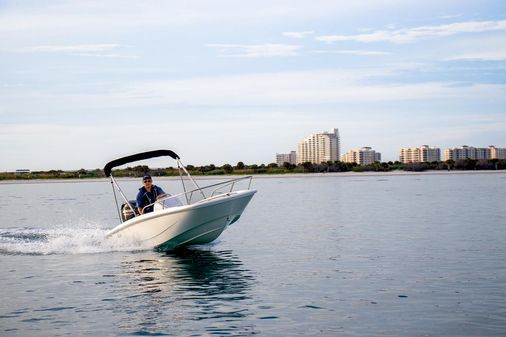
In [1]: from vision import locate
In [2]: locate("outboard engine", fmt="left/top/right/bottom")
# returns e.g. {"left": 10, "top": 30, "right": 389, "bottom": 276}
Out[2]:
{"left": 121, "top": 200, "right": 138, "bottom": 222}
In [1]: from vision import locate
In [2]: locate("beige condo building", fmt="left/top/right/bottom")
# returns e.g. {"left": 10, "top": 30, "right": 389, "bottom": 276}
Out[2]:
{"left": 443, "top": 145, "right": 504, "bottom": 161}
{"left": 275, "top": 151, "right": 297, "bottom": 166}
{"left": 297, "top": 128, "right": 340, "bottom": 164}
{"left": 399, "top": 145, "right": 441, "bottom": 163}
{"left": 489, "top": 145, "right": 506, "bottom": 159}
{"left": 341, "top": 147, "right": 381, "bottom": 165}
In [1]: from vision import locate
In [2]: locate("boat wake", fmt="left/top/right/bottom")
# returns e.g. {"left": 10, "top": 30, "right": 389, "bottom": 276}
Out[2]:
{"left": 0, "top": 222, "right": 150, "bottom": 255}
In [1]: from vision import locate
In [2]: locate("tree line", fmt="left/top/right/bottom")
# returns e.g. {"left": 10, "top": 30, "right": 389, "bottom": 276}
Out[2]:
{"left": 1, "top": 158, "right": 506, "bottom": 180}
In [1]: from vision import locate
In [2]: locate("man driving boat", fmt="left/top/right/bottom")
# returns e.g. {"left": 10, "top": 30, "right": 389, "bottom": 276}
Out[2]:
{"left": 136, "top": 174, "right": 166, "bottom": 214}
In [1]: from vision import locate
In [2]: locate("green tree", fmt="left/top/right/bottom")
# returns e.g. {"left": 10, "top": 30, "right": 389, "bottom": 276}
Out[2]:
{"left": 445, "top": 159, "right": 455, "bottom": 171}
{"left": 282, "top": 162, "right": 295, "bottom": 170}
{"left": 301, "top": 162, "right": 314, "bottom": 172}
{"left": 132, "top": 165, "right": 149, "bottom": 176}
{"left": 222, "top": 164, "right": 233, "bottom": 174}
{"left": 491, "top": 158, "right": 499, "bottom": 170}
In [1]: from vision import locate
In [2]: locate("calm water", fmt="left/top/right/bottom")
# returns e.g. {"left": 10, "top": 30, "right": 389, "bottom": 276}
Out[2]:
{"left": 1, "top": 173, "right": 506, "bottom": 336}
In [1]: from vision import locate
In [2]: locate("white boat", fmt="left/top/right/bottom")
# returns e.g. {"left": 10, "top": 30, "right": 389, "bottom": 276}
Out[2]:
{"left": 104, "top": 150, "right": 256, "bottom": 250}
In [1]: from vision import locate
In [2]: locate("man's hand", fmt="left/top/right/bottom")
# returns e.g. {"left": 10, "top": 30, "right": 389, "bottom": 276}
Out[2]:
{"left": 156, "top": 193, "right": 167, "bottom": 200}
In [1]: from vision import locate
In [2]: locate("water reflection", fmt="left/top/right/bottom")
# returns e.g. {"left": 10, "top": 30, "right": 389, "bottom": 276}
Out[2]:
{"left": 114, "top": 247, "right": 256, "bottom": 336}
{"left": 169, "top": 248, "right": 253, "bottom": 300}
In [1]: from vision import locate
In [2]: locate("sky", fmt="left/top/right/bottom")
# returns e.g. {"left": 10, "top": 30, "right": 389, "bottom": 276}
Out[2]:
{"left": 1, "top": 0, "right": 505, "bottom": 170}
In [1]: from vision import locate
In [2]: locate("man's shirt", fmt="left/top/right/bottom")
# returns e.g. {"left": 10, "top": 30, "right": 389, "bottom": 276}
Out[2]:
{"left": 136, "top": 185, "right": 165, "bottom": 213}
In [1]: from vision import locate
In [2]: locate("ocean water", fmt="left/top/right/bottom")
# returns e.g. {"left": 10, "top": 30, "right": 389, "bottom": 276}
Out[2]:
{"left": 1, "top": 172, "right": 506, "bottom": 336}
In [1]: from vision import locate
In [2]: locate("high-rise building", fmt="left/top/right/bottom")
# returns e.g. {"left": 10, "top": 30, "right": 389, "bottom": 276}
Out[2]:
{"left": 275, "top": 151, "right": 297, "bottom": 166}
{"left": 444, "top": 145, "right": 492, "bottom": 161}
{"left": 341, "top": 147, "right": 381, "bottom": 165}
{"left": 399, "top": 145, "right": 441, "bottom": 163}
{"left": 297, "top": 128, "right": 340, "bottom": 164}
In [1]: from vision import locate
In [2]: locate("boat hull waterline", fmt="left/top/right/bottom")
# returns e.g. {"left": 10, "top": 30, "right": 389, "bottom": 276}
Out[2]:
{"left": 106, "top": 189, "right": 256, "bottom": 250}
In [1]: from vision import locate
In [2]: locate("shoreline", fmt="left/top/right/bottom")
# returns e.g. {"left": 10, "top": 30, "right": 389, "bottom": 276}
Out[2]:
{"left": 0, "top": 169, "right": 505, "bottom": 185}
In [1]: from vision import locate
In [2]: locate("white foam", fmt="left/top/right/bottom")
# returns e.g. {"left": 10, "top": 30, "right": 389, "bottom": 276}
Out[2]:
{"left": 0, "top": 222, "right": 151, "bottom": 255}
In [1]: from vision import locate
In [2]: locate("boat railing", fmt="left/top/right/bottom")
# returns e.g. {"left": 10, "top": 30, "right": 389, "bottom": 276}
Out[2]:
{"left": 145, "top": 176, "right": 253, "bottom": 212}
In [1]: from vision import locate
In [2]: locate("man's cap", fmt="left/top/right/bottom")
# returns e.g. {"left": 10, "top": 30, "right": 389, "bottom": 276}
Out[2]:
{"left": 143, "top": 174, "right": 151, "bottom": 180}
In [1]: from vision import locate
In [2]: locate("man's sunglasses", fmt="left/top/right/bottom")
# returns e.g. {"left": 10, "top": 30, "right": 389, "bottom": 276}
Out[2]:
{"left": 143, "top": 179, "right": 152, "bottom": 183}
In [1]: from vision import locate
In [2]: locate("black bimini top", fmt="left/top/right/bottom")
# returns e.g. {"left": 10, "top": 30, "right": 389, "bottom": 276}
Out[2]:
{"left": 103, "top": 149, "right": 180, "bottom": 177}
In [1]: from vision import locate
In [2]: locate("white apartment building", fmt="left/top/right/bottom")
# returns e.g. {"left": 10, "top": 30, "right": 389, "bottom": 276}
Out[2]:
{"left": 341, "top": 147, "right": 381, "bottom": 165}
{"left": 297, "top": 128, "right": 340, "bottom": 164}
{"left": 444, "top": 145, "right": 492, "bottom": 161}
{"left": 275, "top": 151, "right": 297, "bottom": 166}
{"left": 399, "top": 145, "right": 441, "bottom": 163}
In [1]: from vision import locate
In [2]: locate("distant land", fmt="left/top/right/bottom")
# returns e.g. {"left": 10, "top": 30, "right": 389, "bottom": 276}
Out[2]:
{"left": 1, "top": 159, "right": 506, "bottom": 180}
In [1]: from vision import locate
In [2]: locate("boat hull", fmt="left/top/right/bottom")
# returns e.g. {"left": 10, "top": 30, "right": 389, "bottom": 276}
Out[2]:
{"left": 106, "top": 189, "right": 256, "bottom": 250}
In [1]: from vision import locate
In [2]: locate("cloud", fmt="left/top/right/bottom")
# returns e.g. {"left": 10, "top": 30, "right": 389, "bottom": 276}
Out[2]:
{"left": 0, "top": 1, "right": 403, "bottom": 34}
{"left": 438, "top": 14, "right": 463, "bottom": 20}
{"left": 73, "top": 53, "right": 139, "bottom": 59}
{"left": 312, "top": 50, "right": 391, "bottom": 56}
{"left": 15, "top": 44, "right": 121, "bottom": 53}
{"left": 0, "top": 117, "right": 312, "bottom": 170}
{"left": 446, "top": 50, "right": 506, "bottom": 61}
{"left": 282, "top": 31, "right": 314, "bottom": 38}
{"left": 107, "top": 71, "right": 506, "bottom": 108}
{"left": 316, "top": 20, "right": 506, "bottom": 44}
{"left": 441, "top": 34, "right": 506, "bottom": 62}
{"left": 5, "top": 43, "right": 139, "bottom": 59}
{"left": 3, "top": 68, "right": 505, "bottom": 112}
{"left": 206, "top": 43, "right": 301, "bottom": 57}
{"left": 423, "top": 118, "right": 506, "bottom": 145}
